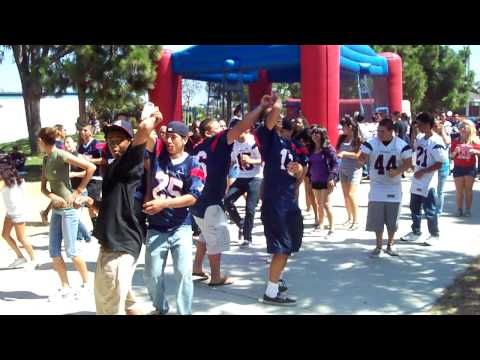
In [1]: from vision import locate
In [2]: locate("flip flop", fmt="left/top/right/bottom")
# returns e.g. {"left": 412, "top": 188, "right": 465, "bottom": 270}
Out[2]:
{"left": 192, "top": 272, "right": 210, "bottom": 281}
{"left": 208, "top": 277, "right": 234, "bottom": 287}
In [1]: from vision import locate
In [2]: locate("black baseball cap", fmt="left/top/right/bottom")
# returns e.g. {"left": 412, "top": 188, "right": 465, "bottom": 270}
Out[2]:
{"left": 166, "top": 121, "right": 189, "bottom": 137}
{"left": 103, "top": 119, "right": 134, "bottom": 139}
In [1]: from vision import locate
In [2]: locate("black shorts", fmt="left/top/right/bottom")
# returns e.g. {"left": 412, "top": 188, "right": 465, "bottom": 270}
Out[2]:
{"left": 87, "top": 179, "right": 103, "bottom": 202}
{"left": 261, "top": 199, "right": 303, "bottom": 255}
{"left": 311, "top": 181, "right": 328, "bottom": 190}
{"left": 453, "top": 166, "right": 477, "bottom": 178}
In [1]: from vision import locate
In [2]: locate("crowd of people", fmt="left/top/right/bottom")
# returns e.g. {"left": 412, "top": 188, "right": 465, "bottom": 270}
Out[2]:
{"left": 1, "top": 94, "right": 479, "bottom": 314}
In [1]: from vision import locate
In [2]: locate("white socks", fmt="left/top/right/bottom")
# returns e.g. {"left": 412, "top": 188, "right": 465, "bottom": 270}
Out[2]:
{"left": 265, "top": 281, "right": 279, "bottom": 298}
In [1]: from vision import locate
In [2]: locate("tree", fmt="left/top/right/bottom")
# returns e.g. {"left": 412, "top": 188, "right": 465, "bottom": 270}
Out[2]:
{"left": 7, "top": 46, "right": 74, "bottom": 153}
{"left": 272, "top": 83, "right": 301, "bottom": 100}
{"left": 46, "top": 45, "right": 162, "bottom": 127}
{"left": 183, "top": 79, "right": 204, "bottom": 123}
{"left": 372, "top": 45, "right": 474, "bottom": 113}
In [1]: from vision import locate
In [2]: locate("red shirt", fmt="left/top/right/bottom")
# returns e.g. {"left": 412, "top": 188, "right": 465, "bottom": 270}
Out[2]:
{"left": 451, "top": 141, "right": 480, "bottom": 168}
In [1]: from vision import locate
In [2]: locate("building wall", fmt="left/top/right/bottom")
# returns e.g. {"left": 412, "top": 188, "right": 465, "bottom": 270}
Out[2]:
{"left": 0, "top": 95, "right": 79, "bottom": 144}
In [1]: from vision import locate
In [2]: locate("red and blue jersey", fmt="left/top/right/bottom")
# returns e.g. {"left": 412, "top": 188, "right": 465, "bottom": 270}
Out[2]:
{"left": 191, "top": 131, "right": 233, "bottom": 218}
{"left": 148, "top": 140, "right": 206, "bottom": 232}
{"left": 254, "top": 126, "right": 309, "bottom": 202}
{"left": 78, "top": 139, "right": 104, "bottom": 178}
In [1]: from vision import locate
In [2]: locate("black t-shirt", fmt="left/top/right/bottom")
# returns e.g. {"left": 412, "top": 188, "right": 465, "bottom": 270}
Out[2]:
{"left": 393, "top": 121, "right": 408, "bottom": 142}
{"left": 93, "top": 143, "right": 146, "bottom": 259}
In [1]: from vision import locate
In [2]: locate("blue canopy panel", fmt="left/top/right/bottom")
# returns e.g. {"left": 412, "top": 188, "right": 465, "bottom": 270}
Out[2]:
{"left": 171, "top": 45, "right": 389, "bottom": 83}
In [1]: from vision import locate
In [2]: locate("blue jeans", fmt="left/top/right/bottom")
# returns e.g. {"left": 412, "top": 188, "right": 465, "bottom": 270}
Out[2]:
{"left": 410, "top": 188, "right": 439, "bottom": 236}
{"left": 144, "top": 225, "right": 193, "bottom": 315}
{"left": 224, "top": 177, "right": 262, "bottom": 241}
{"left": 49, "top": 208, "right": 80, "bottom": 258}
{"left": 437, "top": 171, "right": 448, "bottom": 214}
{"left": 77, "top": 220, "right": 91, "bottom": 242}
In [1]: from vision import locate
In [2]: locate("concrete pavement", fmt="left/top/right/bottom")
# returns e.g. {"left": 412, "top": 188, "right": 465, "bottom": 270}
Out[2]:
{"left": 0, "top": 175, "right": 479, "bottom": 315}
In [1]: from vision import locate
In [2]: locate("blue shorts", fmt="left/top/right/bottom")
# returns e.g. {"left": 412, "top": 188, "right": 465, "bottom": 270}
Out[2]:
{"left": 261, "top": 199, "right": 303, "bottom": 255}
{"left": 453, "top": 166, "right": 477, "bottom": 178}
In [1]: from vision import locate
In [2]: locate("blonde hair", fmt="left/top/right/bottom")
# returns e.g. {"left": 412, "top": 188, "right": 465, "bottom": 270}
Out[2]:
{"left": 460, "top": 120, "right": 479, "bottom": 144}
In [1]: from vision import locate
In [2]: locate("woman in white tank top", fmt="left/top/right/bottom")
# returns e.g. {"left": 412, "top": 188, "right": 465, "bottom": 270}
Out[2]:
{"left": 0, "top": 163, "right": 37, "bottom": 269}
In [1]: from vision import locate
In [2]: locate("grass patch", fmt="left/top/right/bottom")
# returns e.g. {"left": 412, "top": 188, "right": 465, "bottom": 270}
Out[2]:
{"left": 1, "top": 132, "right": 106, "bottom": 182}
{"left": 430, "top": 256, "right": 480, "bottom": 315}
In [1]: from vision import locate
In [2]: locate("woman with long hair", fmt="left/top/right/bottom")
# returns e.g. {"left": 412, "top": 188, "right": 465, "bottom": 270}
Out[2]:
{"left": 450, "top": 119, "right": 480, "bottom": 217}
{"left": 1, "top": 163, "right": 37, "bottom": 269}
{"left": 296, "top": 128, "right": 319, "bottom": 226}
{"left": 40, "top": 125, "right": 67, "bottom": 225}
{"left": 308, "top": 127, "right": 338, "bottom": 235}
{"left": 38, "top": 127, "right": 96, "bottom": 301}
{"left": 336, "top": 117, "right": 363, "bottom": 230}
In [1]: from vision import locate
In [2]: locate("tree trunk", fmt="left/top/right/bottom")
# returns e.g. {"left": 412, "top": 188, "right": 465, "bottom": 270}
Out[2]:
{"left": 77, "top": 85, "right": 88, "bottom": 128}
{"left": 22, "top": 84, "right": 42, "bottom": 154}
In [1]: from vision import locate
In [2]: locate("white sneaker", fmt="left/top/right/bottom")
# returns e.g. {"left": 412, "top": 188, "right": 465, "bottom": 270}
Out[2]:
{"left": 370, "top": 247, "right": 382, "bottom": 257}
{"left": 385, "top": 246, "right": 399, "bottom": 257}
{"left": 74, "top": 284, "right": 93, "bottom": 300}
{"left": 423, "top": 235, "right": 439, "bottom": 246}
{"left": 400, "top": 232, "right": 422, "bottom": 242}
{"left": 48, "top": 287, "right": 75, "bottom": 302}
{"left": 8, "top": 257, "right": 27, "bottom": 269}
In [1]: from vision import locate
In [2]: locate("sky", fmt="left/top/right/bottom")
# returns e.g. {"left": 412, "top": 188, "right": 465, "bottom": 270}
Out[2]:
{"left": 1, "top": 45, "right": 479, "bottom": 105}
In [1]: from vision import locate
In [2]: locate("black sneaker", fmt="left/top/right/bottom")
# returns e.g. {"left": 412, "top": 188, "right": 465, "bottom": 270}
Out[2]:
{"left": 262, "top": 294, "right": 296, "bottom": 307}
{"left": 278, "top": 279, "right": 288, "bottom": 293}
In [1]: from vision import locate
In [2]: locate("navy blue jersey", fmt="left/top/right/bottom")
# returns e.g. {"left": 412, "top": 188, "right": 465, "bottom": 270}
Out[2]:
{"left": 254, "top": 126, "right": 308, "bottom": 202}
{"left": 148, "top": 140, "right": 205, "bottom": 232}
{"left": 78, "top": 139, "right": 104, "bottom": 177}
{"left": 191, "top": 131, "right": 233, "bottom": 218}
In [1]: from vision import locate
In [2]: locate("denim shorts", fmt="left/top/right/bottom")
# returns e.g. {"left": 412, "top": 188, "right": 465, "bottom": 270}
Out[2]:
{"left": 49, "top": 208, "right": 80, "bottom": 258}
{"left": 453, "top": 166, "right": 477, "bottom": 178}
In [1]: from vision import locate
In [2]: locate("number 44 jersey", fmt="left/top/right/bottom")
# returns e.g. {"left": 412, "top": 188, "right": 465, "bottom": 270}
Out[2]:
{"left": 361, "top": 137, "right": 413, "bottom": 203}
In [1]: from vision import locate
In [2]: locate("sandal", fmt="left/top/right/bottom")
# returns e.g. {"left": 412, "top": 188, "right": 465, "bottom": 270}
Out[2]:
{"left": 192, "top": 272, "right": 210, "bottom": 281}
{"left": 209, "top": 277, "right": 234, "bottom": 287}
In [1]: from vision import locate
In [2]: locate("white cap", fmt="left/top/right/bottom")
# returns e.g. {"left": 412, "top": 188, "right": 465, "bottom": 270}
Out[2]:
{"left": 447, "top": 111, "right": 453, "bottom": 117}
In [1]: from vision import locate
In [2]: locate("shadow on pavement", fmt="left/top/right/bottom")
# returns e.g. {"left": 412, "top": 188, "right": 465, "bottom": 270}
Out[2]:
{"left": 37, "top": 261, "right": 97, "bottom": 273}
{"left": 65, "top": 311, "right": 97, "bottom": 315}
{"left": 0, "top": 291, "right": 49, "bottom": 301}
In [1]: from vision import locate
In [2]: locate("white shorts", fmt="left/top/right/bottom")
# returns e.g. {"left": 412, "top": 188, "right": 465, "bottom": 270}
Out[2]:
{"left": 193, "top": 205, "right": 230, "bottom": 255}
{"left": 6, "top": 213, "right": 27, "bottom": 224}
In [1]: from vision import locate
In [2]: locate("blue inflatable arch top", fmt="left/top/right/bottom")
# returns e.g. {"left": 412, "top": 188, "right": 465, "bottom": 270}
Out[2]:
{"left": 171, "top": 45, "right": 389, "bottom": 84}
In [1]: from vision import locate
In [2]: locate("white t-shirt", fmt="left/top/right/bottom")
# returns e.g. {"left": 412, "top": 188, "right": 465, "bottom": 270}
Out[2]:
{"left": 360, "top": 137, "right": 412, "bottom": 203}
{"left": 231, "top": 134, "right": 263, "bottom": 179}
{"left": 1, "top": 181, "right": 26, "bottom": 216}
{"left": 411, "top": 133, "right": 447, "bottom": 197}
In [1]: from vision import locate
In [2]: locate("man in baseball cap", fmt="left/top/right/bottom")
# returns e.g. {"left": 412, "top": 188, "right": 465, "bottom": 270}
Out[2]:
{"left": 166, "top": 121, "right": 189, "bottom": 138}
{"left": 103, "top": 118, "right": 134, "bottom": 140}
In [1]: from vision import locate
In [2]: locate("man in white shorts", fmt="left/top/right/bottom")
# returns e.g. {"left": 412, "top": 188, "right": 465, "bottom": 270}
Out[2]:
{"left": 359, "top": 118, "right": 413, "bottom": 256}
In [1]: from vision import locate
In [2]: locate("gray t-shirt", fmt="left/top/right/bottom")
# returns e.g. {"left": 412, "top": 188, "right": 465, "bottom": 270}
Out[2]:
{"left": 339, "top": 142, "right": 362, "bottom": 175}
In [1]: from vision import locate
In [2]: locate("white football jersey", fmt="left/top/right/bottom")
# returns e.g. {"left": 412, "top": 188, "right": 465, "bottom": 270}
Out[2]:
{"left": 361, "top": 137, "right": 412, "bottom": 202}
{"left": 231, "top": 134, "right": 263, "bottom": 179}
{"left": 411, "top": 133, "right": 447, "bottom": 196}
